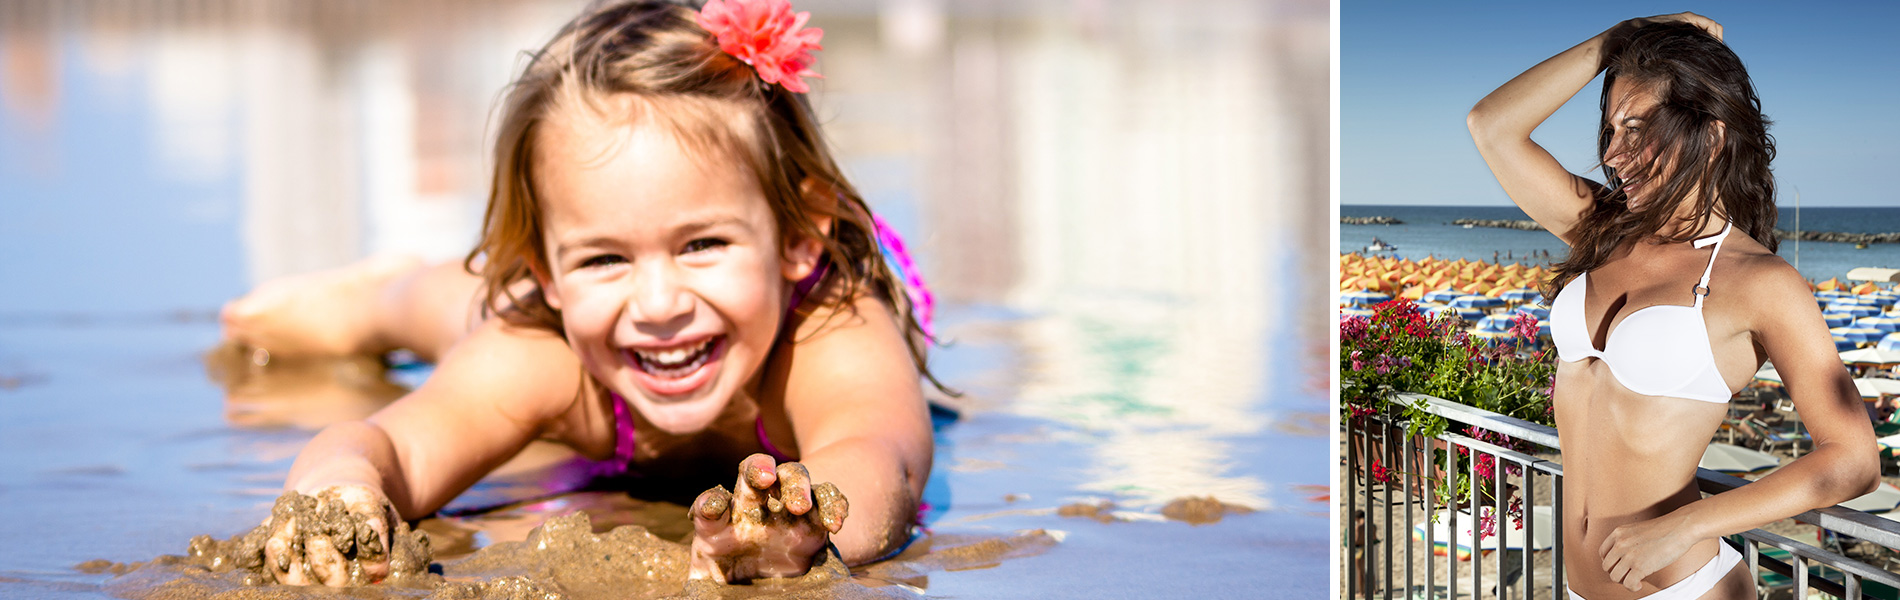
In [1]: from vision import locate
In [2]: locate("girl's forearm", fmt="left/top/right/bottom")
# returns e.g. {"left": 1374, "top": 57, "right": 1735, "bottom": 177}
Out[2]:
{"left": 283, "top": 420, "right": 416, "bottom": 516}
{"left": 799, "top": 437, "right": 927, "bottom": 564}
{"left": 1676, "top": 438, "right": 1878, "bottom": 541}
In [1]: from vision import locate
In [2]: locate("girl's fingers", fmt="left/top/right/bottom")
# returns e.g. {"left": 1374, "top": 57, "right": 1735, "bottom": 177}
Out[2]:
{"left": 304, "top": 536, "right": 350, "bottom": 587}
{"left": 693, "top": 485, "right": 734, "bottom": 522}
{"left": 775, "top": 462, "right": 813, "bottom": 515}
{"left": 811, "top": 482, "right": 849, "bottom": 534}
{"left": 740, "top": 453, "right": 779, "bottom": 490}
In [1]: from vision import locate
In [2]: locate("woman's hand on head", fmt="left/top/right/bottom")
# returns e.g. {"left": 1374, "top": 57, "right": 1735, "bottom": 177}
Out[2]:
{"left": 1630, "top": 12, "right": 1722, "bottom": 41}
{"left": 688, "top": 454, "right": 850, "bottom": 582}
{"left": 1598, "top": 512, "right": 1700, "bottom": 592}
{"left": 261, "top": 485, "right": 397, "bottom": 586}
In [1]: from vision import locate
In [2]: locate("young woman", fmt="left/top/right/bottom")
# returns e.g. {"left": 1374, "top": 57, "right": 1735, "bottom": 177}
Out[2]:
{"left": 1468, "top": 13, "right": 1877, "bottom": 600}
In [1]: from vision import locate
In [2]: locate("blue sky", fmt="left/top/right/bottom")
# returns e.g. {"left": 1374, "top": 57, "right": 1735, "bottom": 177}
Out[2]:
{"left": 1343, "top": 1, "right": 1900, "bottom": 207}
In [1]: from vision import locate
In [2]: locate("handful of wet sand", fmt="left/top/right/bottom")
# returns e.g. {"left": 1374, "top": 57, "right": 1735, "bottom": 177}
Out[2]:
{"left": 81, "top": 490, "right": 435, "bottom": 594}
{"left": 251, "top": 489, "right": 434, "bottom": 585}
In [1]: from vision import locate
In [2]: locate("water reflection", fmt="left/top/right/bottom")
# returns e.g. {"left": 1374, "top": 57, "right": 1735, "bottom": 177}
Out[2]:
{"left": 0, "top": 0, "right": 1328, "bottom": 594}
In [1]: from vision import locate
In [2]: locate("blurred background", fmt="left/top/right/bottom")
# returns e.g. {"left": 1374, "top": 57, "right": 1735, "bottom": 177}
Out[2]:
{"left": 0, "top": 0, "right": 1331, "bottom": 596}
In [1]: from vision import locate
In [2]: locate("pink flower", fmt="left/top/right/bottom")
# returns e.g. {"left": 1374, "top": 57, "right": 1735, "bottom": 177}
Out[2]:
{"left": 697, "top": 0, "right": 824, "bottom": 93}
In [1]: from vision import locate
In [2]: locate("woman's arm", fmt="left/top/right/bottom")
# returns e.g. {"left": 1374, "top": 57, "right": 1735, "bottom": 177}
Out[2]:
{"left": 1467, "top": 13, "right": 1721, "bottom": 243}
{"left": 1597, "top": 262, "right": 1879, "bottom": 591}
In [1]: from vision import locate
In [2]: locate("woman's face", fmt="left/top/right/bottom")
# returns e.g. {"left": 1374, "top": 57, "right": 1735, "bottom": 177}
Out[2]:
{"left": 1603, "top": 78, "right": 1674, "bottom": 211}
{"left": 530, "top": 101, "right": 815, "bottom": 435}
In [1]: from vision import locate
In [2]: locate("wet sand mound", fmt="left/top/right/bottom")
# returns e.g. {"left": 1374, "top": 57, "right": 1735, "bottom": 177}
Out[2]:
{"left": 85, "top": 507, "right": 1062, "bottom": 599}
{"left": 1055, "top": 495, "right": 1255, "bottom": 525}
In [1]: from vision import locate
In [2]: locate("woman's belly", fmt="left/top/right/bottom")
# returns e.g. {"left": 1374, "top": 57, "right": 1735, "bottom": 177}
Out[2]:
{"left": 1554, "top": 359, "right": 1732, "bottom": 599}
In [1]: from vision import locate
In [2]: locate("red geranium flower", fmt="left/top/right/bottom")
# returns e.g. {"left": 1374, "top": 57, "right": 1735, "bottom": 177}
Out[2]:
{"left": 697, "top": 0, "right": 825, "bottom": 93}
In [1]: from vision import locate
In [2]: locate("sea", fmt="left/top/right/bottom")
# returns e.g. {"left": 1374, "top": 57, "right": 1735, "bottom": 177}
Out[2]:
{"left": 1340, "top": 205, "right": 1900, "bottom": 284}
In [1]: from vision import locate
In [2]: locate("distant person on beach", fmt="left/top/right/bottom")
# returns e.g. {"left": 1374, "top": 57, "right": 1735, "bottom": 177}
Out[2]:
{"left": 217, "top": 0, "right": 941, "bottom": 586}
{"left": 1469, "top": 13, "right": 1875, "bottom": 600}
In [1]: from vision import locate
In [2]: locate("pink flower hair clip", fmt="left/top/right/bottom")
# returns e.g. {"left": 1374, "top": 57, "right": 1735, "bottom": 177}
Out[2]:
{"left": 696, "top": 0, "right": 824, "bottom": 93}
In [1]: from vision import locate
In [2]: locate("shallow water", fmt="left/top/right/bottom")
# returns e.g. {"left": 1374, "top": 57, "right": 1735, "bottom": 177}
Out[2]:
{"left": 0, "top": 0, "right": 1330, "bottom": 597}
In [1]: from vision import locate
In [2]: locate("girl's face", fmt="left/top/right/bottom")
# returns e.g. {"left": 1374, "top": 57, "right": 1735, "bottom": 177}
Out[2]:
{"left": 532, "top": 104, "right": 819, "bottom": 435}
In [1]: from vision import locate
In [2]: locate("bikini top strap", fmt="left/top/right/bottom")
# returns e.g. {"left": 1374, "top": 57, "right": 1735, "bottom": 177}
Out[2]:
{"left": 1691, "top": 221, "right": 1735, "bottom": 308}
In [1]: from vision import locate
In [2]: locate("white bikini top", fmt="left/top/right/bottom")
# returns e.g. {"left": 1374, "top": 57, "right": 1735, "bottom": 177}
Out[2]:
{"left": 1549, "top": 222, "right": 1737, "bottom": 403}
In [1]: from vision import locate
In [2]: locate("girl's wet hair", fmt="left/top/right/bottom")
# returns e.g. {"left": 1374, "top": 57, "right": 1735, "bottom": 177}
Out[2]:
{"left": 469, "top": 0, "right": 947, "bottom": 392}
{"left": 1547, "top": 22, "right": 1777, "bottom": 297}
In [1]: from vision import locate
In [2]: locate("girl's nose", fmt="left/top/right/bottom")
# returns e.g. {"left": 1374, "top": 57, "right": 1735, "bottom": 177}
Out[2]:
{"left": 630, "top": 263, "right": 692, "bottom": 326}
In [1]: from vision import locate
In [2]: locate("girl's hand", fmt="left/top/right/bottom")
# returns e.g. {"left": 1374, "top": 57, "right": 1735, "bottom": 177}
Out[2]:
{"left": 688, "top": 454, "right": 850, "bottom": 582}
{"left": 1598, "top": 513, "right": 1700, "bottom": 592}
{"left": 260, "top": 485, "right": 398, "bottom": 586}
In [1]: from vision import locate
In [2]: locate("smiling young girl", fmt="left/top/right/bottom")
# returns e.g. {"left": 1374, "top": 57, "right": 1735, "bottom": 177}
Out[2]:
{"left": 221, "top": 0, "right": 939, "bottom": 586}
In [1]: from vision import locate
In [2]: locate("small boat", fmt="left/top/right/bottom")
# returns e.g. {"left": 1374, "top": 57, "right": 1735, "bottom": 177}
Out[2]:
{"left": 1366, "top": 238, "right": 1397, "bottom": 253}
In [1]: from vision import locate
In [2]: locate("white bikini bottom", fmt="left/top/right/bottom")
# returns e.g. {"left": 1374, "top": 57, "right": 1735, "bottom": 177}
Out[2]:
{"left": 1567, "top": 540, "right": 1743, "bottom": 600}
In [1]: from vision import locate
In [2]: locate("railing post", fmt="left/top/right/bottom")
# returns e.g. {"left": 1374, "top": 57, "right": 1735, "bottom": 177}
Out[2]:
{"left": 1404, "top": 424, "right": 1415, "bottom": 600}
{"left": 1520, "top": 458, "right": 1533, "bottom": 600}
{"left": 1471, "top": 444, "right": 1481, "bottom": 600}
{"left": 1348, "top": 409, "right": 1359, "bottom": 600}
{"left": 1390, "top": 413, "right": 1406, "bottom": 600}
{"left": 1553, "top": 458, "right": 1564, "bottom": 600}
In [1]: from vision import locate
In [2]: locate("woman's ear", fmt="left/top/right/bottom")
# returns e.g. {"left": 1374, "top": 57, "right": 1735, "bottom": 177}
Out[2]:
{"left": 782, "top": 177, "right": 837, "bottom": 282}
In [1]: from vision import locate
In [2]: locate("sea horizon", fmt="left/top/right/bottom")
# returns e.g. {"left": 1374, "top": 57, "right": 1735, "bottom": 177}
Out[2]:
{"left": 1339, "top": 204, "right": 1900, "bottom": 284}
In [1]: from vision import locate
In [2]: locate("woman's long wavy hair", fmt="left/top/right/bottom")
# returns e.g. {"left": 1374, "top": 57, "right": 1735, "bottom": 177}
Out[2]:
{"left": 1546, "top": 22, "right": 1777, "bottom": 298}
{"left": 468, "top": 0, "right": 949, "bottom": 393}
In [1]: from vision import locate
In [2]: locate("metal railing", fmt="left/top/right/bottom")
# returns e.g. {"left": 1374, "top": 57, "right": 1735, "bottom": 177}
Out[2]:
{"left": 1344, "top": 393, "right": 1900, "bottom": 600}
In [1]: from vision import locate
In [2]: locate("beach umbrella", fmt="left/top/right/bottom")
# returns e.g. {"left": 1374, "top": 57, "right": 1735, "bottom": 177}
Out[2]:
{"left": 1856, "top": 315, "right": 1900, "bottom": 333}
{"left": 1340, "top": 306, "right": 1375, "bottom": 319}
{"left": 1841, "top": 347, "right": 1900, "bottom": 367}
{"left": 1470, "top": 329, "right": 1516, "bottom": 346}
{"left": 1413, "top": 506, "right": 1557, "bottom": 557}
{"left": 1424, "top": 289, "right": 1465, "bottom": 304}
{"left": 1429, "top": 305, "right": 1485, "bottom": 322}
{"left": 1342, "top": 290, "right": 1393, "bottom": 307}
{"left": 1475, "top": 314, "right": 1516, "bottom": 333}
{"left": 1829, "top": 303, "right": 1882, "bottom": 318}
{"left": 1449, "top": 295, "right": 1503, "bottom": 309}
{"left": 1753, "top": 364, "right": 1783, "bottom": 385}
{"left": 1499, "top": 288, "right": 1543, "bottom": 303}
{"left": 1841, "top": 483, "right": 1900, "bottom": 514}
{"left": 1853, "top": 378, "right": 1900, "bottom": 399}
{"left": 1879, "top": 433, "right": 1900, "bottom": 453}
{"left": 1536, "top": 319, "right": 1552, "bottom": 338}
{"left": 1863, "top": 294, "right": 1899, "bottom": 307}
{"left": 1833, "top": 327, "right": 1884, "bottom": 346}
{"left": 1698, "top": 443, "right": 1780, "bottom": 475}
{"left": 1512, "top": 305, "right": 1550, "bottom": 320}
{"left": 1822, "top": 313, "right": 1855, "bottom": 328}
{"left": 1879, "top": 333, "right": 1900, "bottom": 352}
{"left": 1816, "top": 290, "right": 1852, "bottom": 301}
{"left": 1837, "top": 338, "right": 1862, "bottom": 352}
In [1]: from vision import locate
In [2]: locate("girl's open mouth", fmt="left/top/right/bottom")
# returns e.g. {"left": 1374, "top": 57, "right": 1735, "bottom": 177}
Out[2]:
{"left": 623, "top": 336, "right": 726, "bottom": 396}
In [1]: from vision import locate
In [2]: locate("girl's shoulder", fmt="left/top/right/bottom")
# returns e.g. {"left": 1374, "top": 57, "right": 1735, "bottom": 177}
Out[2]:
{"left": 425, "top": 319, "right": 604, "bottom": 445}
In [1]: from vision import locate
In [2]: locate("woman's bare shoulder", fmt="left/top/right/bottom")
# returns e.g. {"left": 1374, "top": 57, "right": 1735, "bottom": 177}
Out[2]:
{"left": 1718, "top": 241, "right": 1817, "bottom": 320}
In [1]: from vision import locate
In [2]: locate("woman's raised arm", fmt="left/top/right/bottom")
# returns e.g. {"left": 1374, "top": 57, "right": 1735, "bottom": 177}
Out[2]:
{"left": 1467, "top": 13, "right": 1721, "bottom": 243}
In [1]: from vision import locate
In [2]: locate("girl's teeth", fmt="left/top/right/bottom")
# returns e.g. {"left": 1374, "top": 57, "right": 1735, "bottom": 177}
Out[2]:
{"left": 634, "top": 339, "right": 712, "bottom": 367}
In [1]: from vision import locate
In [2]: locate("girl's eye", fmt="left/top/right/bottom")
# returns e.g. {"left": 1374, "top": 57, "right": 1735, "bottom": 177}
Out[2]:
{"left": 683, "top": 238, "right": 728, "bottom": 254}
{"left": 581, "top": 254, "right": 627, "bottom": 268}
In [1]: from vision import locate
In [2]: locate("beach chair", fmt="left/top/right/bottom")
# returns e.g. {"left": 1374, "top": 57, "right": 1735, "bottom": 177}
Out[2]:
{"left": 1743, "top": 533, "right": 1900, "bottom": 600}
{"left": 1753, "top": 419, "right": 1809, "bottom": 457}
